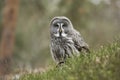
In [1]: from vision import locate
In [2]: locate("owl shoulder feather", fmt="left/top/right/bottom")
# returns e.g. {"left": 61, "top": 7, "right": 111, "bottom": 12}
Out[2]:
{"left": 71, "top": 29, "right": 90, "bottom": 53}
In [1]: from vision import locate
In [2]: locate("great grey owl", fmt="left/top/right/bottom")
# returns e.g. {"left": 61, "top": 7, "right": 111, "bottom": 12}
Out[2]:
{"left": 50, "top": 16, "right": 90, "bottom": 65}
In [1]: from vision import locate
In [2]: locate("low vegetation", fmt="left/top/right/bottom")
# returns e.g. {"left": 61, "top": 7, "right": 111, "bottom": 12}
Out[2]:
{"left": 20, "top": 40, "right": 120, "bottom": 80}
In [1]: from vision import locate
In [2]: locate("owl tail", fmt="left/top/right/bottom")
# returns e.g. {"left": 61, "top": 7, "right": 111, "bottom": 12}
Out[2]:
{"left": 82, "top": 46, "right": 90, "bottom": 53}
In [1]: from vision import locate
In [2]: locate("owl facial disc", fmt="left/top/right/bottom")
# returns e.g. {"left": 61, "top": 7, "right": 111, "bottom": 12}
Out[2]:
{"left": 54, "top": 23, "right": 67, "bottom": 37}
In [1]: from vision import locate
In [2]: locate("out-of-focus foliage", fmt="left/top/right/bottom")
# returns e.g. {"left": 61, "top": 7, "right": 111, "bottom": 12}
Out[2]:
{"left": 0, "top": 0, "right": 120, "bottom": 69}
{"left": 21, "top": 40, "right": 120, "bottom": 80}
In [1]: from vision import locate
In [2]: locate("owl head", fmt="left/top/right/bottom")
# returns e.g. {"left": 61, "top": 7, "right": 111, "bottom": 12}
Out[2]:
{"left": 50, "top": 16, "right": 74, "bottom": 38}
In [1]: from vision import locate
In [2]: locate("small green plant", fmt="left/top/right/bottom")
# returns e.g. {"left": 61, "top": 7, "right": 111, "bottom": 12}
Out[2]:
{"left": 20, "top": 40, "right": 120, "bottom": 80}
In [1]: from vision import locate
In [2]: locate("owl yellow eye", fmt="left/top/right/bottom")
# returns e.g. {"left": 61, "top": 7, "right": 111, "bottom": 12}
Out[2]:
{"left": 62, "top": 23, "right": 67, "bottom": 27}
{"left": 54, "top": 23, "right": 59, "bottom": 27}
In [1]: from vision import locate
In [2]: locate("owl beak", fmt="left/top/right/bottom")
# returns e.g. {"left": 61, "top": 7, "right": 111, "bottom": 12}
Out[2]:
{"left": 58, "top": 26, "right": 62, "bottom": 37}
{"left": 59, "top": 28, "right": 62, "bottom": 33}
{"left": 59, "top": 23, "right": 63, "bottom": 33}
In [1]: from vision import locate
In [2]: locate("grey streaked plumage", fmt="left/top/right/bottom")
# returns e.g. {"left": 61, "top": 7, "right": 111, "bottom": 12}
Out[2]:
{"left": 50, "top": 16, "right": 89, "bottom": 65}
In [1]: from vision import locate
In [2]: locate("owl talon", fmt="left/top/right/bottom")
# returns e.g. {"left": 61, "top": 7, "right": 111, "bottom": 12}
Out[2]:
{"left": 56, "top": 61, "right": 64, "bottom": 67}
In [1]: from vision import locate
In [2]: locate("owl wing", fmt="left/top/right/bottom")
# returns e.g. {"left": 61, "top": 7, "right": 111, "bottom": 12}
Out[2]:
{"left": 71, "top": 30, "right": 90, "bottom": 53}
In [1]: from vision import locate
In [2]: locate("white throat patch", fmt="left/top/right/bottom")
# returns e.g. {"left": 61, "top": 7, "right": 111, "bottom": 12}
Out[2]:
{"left": 54, "top": 32, "right": 67, "bottom": 37}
